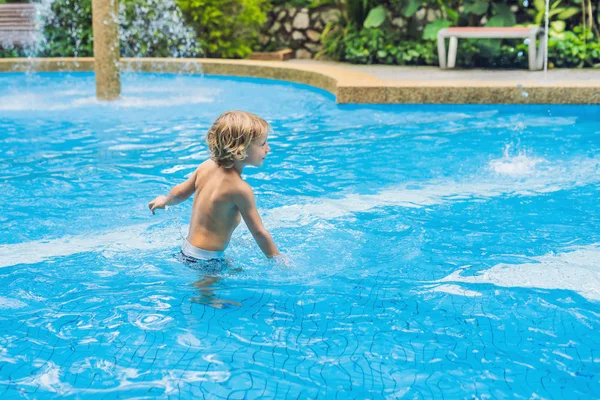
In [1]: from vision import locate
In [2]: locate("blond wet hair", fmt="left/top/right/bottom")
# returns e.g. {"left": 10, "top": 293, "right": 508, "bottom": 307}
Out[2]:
{"left": 206, "top": 111, "right": 270, "bottom": 169}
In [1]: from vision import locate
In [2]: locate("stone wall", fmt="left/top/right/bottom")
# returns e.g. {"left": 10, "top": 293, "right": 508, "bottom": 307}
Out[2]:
{"left": 259, "top": 6, "right": 341, "bottom": 59}
{"left": 259, "top": 5, "right": 444, "bottom": 59}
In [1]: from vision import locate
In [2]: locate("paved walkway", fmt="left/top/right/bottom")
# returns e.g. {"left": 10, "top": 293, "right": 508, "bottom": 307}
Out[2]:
{"left": 289, "top": 59, "right": 600, "bottom": 83}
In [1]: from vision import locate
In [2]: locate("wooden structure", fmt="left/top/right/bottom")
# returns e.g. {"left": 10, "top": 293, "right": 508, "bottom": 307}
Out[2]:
{"left": 0, "top": 3, "right": 38, "bottom": 48}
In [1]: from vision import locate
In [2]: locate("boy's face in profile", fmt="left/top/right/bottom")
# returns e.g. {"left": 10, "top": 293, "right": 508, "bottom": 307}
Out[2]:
{"left": 245, "top": 134, "right": 270, "bottom": 167}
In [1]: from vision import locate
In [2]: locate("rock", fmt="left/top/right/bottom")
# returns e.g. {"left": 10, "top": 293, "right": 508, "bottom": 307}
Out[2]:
{"left": 391, "top": 17, "right": 405, "bottom": 28}
{"left": 306, "top": 29, "right": 320, "bottom": 42}
{"left": 305, "top": 42, "right": 321, "bottom": 52}
{"left": 277, "top": 10, "right": 286, "bottom": 21}
{"left": 320, "top": 8, "right": 340, "bottom": 24}
{"left": 268, "top": 21, "right": 281, "bottom": 34}
{"left": 415, "top": 9, "right": 426, "bottom": 20}
{"left": 295, "top": 48, "right": 312, "bottom": 59}
{"left": 427, "top": 9, "right": 441, "bottom": 22}
{"left": 259, "top": 34, "right": 270, "bottom": 45}
{"left": 288, "top": 7, "right": 297, "bottom": 18}
{"left": 293, "top": 12, "right": 310, "bottom": 29}
{"left": 284, "top": 22, "right": 292, "bottom": 33}
{"left": 314, "top": 20, "right": 323, "bottom": 30}
{"left": 292, "top": 31, "right": 306, "bottom": 41}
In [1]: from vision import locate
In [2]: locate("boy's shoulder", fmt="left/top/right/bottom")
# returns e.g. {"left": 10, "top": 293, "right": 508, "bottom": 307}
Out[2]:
{"left": 228, "top": 175, "right": 253, "bottom": 197}
{"left": 197, "top": 158, "right": 216, "bottom": 172}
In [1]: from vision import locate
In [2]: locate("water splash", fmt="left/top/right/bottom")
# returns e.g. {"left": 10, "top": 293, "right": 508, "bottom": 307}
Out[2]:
{"left": 488, "top": 144, "right": 545, "bottom": 176}
{"left": 118, "top": 0, "right": 201, "bottom": 58}
{"left": 8, "top": 0, "right": 201, "bottom": 68}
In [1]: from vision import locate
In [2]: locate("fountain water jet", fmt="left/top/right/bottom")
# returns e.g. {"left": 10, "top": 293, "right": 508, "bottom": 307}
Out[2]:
{"left": 92, "top": 0, "right": 121, "bottom": 100}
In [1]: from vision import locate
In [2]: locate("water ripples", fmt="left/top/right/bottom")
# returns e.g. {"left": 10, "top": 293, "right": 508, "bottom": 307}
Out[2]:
{"left": 0, "top": 73, "right": 599, "bottom": 398}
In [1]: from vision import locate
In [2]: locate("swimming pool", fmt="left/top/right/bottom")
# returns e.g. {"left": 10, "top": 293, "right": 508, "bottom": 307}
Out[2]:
{"left": 1, "top": 72, "right": 599, "bottom": 398}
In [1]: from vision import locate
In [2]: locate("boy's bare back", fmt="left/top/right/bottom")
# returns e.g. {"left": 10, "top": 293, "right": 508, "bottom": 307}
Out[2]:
{"left": 187, "top": 159, "right": 244, "bottom": 251}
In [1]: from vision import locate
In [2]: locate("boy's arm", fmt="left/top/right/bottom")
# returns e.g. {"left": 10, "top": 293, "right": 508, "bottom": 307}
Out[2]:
{"left": 233, "top": 184, "right": 280, "bottom": 258}
{"left": 148, "top": 168, "right": 198, "bottom": 214}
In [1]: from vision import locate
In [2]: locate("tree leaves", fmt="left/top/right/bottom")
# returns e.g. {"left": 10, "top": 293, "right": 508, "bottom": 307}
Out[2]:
{"left": 363, "top": 5, "right": 387, "bottom": 28}
{"left": 423, "top": 19, "right": 452, "bottom": 40}
{"left": 463, "top": 0, "right": 490, "bottom": 16}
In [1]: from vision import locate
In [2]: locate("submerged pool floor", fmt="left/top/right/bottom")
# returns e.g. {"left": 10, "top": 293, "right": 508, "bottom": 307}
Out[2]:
{"left": 0, "top": 73, "right": 599, "bottom": 398}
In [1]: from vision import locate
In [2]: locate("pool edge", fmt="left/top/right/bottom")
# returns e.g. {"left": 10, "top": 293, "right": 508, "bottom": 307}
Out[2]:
{"left": 1, "top": 57, "right": 598, "bottom": 105}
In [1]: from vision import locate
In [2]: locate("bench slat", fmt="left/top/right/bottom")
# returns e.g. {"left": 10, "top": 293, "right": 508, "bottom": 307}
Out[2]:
{"left": 0, "top": 4, "right": 37, "bottom": 47}
{"left": 439, "top": 27, "right": 542, "bottom": 39}
{"left": 0, "top": 4, "right": 36, "bottom": 9}
{"left": 0, "top": 18, "right": 36, "bottom": 22}
{"left": 0, "top": 26, "right": 36, "bottom": 30}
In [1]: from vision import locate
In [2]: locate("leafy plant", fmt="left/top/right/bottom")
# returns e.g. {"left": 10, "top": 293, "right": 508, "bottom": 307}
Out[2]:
{"left": 41, "top": 0, "right": 94, "bottom": 57}
{"left": 270, "top": 0, "right": 335, "bottom": 7}
{"left": 530, "top": 0, "right": 579, "bottom": 25}
{"left": 548, "top": 25, "right": 600, "bottom": 67}
{"left": 176, "top": 0, "right": 270, "bottom": 58}
{"left": 363, "top": 5, "right": 387, "bottom": 28}
{"left": 320, "top": 24, "right": 438, "bottom": 65}
{"left": 422, "top": 19, "right": 452, "bottom": 40}
{"left": 120, "top": 0, "right": 201, "bottom": 57}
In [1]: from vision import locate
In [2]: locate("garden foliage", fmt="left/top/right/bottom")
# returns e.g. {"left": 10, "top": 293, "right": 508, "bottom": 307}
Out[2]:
{"left": 319, "top": 0, "right": 600, "bottom": 68}
{"left": 0, "top": 0, "right": 598, "bottom": 67}
{"left": 175, "top": 0, "right": 270, "bottom": 58}
{"left": 1, "top": 0, "right": 264, "bottom": 59}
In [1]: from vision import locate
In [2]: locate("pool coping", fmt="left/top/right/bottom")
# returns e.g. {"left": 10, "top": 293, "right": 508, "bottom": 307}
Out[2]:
{"left": 1, "top": 57, "right": 599, "bottom": 104}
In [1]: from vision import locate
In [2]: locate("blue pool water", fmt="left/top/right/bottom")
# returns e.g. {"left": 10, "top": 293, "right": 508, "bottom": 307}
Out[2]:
{"left": 0, "top": 72, "right": 599, "bottom": 398}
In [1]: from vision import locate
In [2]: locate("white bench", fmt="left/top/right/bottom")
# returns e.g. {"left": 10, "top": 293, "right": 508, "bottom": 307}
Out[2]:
{"left": 437, "top": 27, "right": 546, "bottom": 71}
{"left": 0, "top": 4, "right": 38, "bottom": 48}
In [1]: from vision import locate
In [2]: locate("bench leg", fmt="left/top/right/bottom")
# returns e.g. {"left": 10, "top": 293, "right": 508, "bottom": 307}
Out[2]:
{"left": 527, "top": 34, "right": 537, "bottom": 71}
{"left": 536, "top": 32, "right": 546, "bottom": 70}
{"left": 447, "top": 37, "right": 458, "bottom": 69}
{"left": 437, "top": 36, "right": 447, "bottom": 68}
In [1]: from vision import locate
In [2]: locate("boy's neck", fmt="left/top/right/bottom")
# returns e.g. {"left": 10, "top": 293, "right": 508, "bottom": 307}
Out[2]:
{"left": 232, "top": 161, "right": 244, "bottom": 175}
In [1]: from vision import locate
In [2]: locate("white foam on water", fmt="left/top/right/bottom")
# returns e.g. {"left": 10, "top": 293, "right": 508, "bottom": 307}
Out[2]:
{"left": 0, "top": 296, "right": 28, "bottom": 309}
{"left": 72, "top": 95, "right": 214, "bottom": 108}
{"left": 431, "top": 284, "right": 482, "bottom": 297}
{"left": 438, "top": 243, "right": 600, "bottom": 301}
{"left": 0, "top": 155, "right": 597, "bottom": 270}
{"left": 0, "top": 223, "right": 183, "bottom": 269}
{"left": 0, "top": 93, "right": 214, "bottom": 111}
{"left": 267, "top": 155, "right": 600, "bottom": 225}
{"left": 489, "top": 144, "right": 546, "bottom": 177}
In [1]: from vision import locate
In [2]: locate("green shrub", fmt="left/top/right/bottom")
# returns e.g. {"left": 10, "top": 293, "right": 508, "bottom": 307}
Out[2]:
{"left": 1, "top": 0, "right": 200, "bottom": 58}
{"left": 548, "top": 27, "right": 600, "bottom": 67}
{"left": 41, "top": 0, "right": 94, "bottom": 57}
{"left": 270, "top": 0, "right": 334, "bottom": 7}
{"left": 320, "top": 24, "right": 438, "bottom": 65}
{"left": 335, "top": 27, "right": 437, "bottom": 65}
{"left": 176, "top": 0, "right": 270, "bottom": 58}
{"left": 321, "top": 22, "right": 600, "bottom": 68}
{"left": 120, "top": 0, "right": 201, "bottom": 57}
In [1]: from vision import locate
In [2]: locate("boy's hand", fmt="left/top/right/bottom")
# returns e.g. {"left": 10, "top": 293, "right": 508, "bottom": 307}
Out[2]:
{"left": 148, "top": 195, "right": 168, "bottom": 215}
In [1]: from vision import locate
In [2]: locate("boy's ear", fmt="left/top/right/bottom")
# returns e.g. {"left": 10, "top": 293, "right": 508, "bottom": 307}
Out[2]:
{"left": 232, "top": 148, "right": 245, "bottom": 160}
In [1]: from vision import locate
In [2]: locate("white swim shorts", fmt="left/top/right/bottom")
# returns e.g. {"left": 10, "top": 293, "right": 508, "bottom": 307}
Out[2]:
{"left": 181, "top": 239, "right": 225, "bottom": 260}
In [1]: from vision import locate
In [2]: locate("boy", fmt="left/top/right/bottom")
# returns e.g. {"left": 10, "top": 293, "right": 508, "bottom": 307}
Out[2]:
{"left": 148, "top": 111, "right": 280, "bottom": 260}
